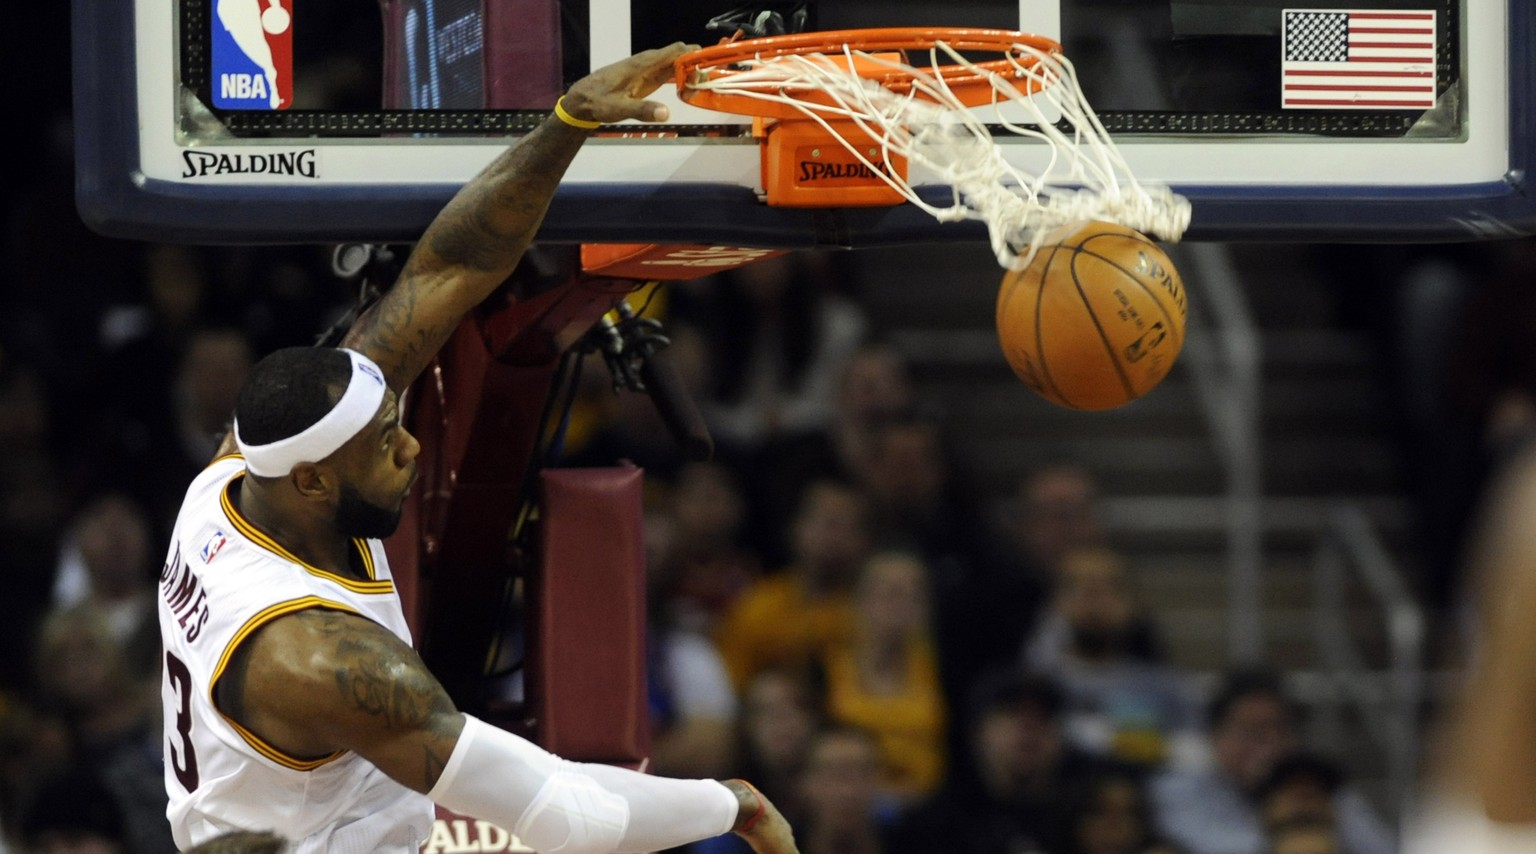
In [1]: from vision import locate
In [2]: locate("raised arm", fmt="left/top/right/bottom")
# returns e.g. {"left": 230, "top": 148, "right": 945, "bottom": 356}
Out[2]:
{"left": 220, "top": 609, "right": 799, "bottom": 853}
{"left": 339, "top": 43, "right": 692, "bottom": 393}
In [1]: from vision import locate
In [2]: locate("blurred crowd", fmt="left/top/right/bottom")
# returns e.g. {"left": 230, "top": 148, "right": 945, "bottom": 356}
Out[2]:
{"left": 0, "top": 237, "right": 362, "bottom": 854}
{"left": 11, "top": 0, "right": 1536, "bottom": 849}
{"left": 561, "top": 252, "right": 1403, "bottom": 854}
{"left": 11, "top": 4, "right": 1536, "bottom": 845}
{"left": 0, "top": 234, "right": 1426, "bottom": 854}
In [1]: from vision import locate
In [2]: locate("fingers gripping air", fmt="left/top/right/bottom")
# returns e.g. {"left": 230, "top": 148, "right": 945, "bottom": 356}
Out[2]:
{"left": 517, "top": 771, "right": 630, "bottom": 854}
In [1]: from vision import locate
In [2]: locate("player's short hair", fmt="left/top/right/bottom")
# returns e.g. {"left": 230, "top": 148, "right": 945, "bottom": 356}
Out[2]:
{"left": 233, "top": 347, "right": 355, "bottom": 446}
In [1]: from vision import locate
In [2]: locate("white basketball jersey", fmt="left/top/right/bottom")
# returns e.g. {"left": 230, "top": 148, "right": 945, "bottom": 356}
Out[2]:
{"left": 158, "top": 455, "right": 434, "bottom": 853}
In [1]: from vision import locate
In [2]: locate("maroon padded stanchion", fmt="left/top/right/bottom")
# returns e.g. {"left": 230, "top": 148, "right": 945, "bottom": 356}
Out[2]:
{"left": 526, "top": 465, "right": 651, "bottom": 763}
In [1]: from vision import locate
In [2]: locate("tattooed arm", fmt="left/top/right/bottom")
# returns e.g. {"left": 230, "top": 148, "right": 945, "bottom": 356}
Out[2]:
{"left": 340, "top": 43, "right": 692, "bottom": 394}
{"left": 201, "top": 46, "right": 689, "bottom": 462}
{"left": 215, "top": 608, "right": 463, "bottom": 791}
{"left": 216, "top": 609, "right": 803, "bottom": 852}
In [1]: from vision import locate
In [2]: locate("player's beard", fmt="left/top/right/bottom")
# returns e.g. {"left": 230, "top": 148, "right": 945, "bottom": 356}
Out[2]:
{"left": 335, "top": 483, "right": 402, "bottom": 539}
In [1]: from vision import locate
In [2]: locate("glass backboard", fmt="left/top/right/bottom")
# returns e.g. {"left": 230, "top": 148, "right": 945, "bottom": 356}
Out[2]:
{"left": 74, "top": 0, "right": 1533, "bottom": 246}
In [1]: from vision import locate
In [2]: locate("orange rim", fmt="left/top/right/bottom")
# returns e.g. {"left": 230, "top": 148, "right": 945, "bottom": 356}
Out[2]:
{"left": 675, "top": 27, "right": 1063, "bottom": 118}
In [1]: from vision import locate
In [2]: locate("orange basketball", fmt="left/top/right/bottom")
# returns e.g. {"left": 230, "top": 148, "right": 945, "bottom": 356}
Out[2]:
{"left": 996, "top": 221, "right": 1187, "bottom": 410}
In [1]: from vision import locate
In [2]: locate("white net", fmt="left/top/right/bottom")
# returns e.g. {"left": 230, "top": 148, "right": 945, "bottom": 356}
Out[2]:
{"left": 684, "top": 39, "right": 1192, "bottom": 269}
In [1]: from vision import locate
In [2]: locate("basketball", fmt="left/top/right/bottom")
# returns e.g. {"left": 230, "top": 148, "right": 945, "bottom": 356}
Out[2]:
{"left": 996, "top": 221, "right": 1187, "bottom": 411}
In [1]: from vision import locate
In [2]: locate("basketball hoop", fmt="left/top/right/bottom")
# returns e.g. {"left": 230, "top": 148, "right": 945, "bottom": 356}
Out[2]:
{"left": 676, "top": 27, "right": 1192, "bottom": 269}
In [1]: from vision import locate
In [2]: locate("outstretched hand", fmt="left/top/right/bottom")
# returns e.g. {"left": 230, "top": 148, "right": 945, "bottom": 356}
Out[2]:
{"left": 723, "top": 779, "right": 799, "bottom": 854}
{"left": 561, "top": 43, "right": 698, "bottom": 124}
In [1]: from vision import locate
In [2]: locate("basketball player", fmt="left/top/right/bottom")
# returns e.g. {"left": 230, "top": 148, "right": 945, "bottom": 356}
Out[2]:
{"left": 156, "top": 44, "right": 799, "bottom": 854}
{"left": 1406, "top": 433, "right": 1536, "bottom": 852}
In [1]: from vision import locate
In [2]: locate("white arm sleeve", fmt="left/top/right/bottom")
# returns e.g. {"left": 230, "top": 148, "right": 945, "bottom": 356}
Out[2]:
{"left": 427, "top": 714, "right": 739, "bottom": 854}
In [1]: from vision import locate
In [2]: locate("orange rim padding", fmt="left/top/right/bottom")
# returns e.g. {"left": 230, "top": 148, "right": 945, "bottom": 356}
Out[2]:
{"left": 675, "top": 27, "right": 1063, "bottom": 120}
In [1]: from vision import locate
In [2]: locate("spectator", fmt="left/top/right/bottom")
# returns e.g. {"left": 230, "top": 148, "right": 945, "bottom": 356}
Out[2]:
{"left": 818, "top": 551, "right": 948, "bottom": 807}
{"left": 95, "top": 326, "right": 254, "bottom": 530}
{"left": 796, "top": 725, "right": 892, "bottom": 854}
{"left": 851, "top": 412, "right": 1018, "bottom": 710}
{"left": 648, "top": 460, "right": 763, "bottom": 637}
{"left": 0, "top": 700, "right": 73, "bottom": 852}
{"left": 937, "top": 462, "right": 1104, "bottom": 731}
{"left": 729, "top": 668, "right": 826, "bottom": 833}
{"left": 31, "top": 606, "right": 173, "bottom": 854}
{"left": 20, "top": 766, "right": 128, "bottom": 854}
{"left": 642, "top": 473, "right": 749, "bottom": 780}
{"left": 715, "top": 479, "right": 872, "bottom": 693}
{"left": 694, "top": 720, "right": 885, "bottom": 854}
{"left": 1147, "top": 670, "right": 1394, "bottom": 854}
{"left": 890, "top": 669, "right": 1132, "bottom": 854}
{"left": 749, "top": 341, "right": 916, "bottom": 563}
{"left": 1061, "top": 767, "right": 1183, "bottom": 854}
{"left": 50, "top": 493, "right": 161, "bottom": 683}
{"left": 1010, "top": 462, "right": 1106, "bottom": 583}
{"left": 170, "top": 327, "right": 255, "bottom": 458}
{"left": 1268, "top": 820, "right": 1344, "bottom": 854}
{"left": 90, "top": 245, "right": 222, "bottom": 464}
{"left": 646, "top": 620, "right": 740, "bottom": 782}
{"left": 0, "top": 353, "right": 68, "bottom": 694}
{"left": 670, "top": 250, "right": 869, "bottom": 457}
{"left": 97, "top": 244, "right": 215, "bottom": 395}
{"left": 854, "top": 413, "right": 1001, "bottom": 576}
{"left": 1022, "top": 547, "right": 1203, "bottom": 769}
{"left": 1254, "top": 754, "right": 1347, "bottom": 836}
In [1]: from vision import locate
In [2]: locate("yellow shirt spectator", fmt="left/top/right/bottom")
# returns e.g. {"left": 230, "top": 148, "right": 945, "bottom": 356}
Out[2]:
{"left": 715, "top": 573, "right": 856, "bottom": 692}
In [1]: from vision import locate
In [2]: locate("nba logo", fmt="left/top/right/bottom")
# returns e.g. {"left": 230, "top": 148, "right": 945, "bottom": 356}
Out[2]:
{"left": 200, "top": 531, "right": 229, "bottom": 564}
{"left": 211, "top": 0, "right": 293, "bottom": 110}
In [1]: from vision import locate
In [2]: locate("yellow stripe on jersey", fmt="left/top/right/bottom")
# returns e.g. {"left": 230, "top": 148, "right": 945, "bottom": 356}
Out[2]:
{"left": 210, "top": 596, "right": 355, "bottom": 772}
{"left": 219, "top": 473, "right": 392, "bottom": 593}
{"left": 357, "top": 540, "right": 377, "bottom": 581}
{"left": 206, "top": 452, "right": 245, "bottom": 469}
{"left": 226, "top": 716, "right": 345, "bottom": 772}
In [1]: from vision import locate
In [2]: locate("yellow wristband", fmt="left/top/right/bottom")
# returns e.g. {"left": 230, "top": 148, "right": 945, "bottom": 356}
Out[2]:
{"left": 554, "top": 97, "right": 602, "bottom": 130}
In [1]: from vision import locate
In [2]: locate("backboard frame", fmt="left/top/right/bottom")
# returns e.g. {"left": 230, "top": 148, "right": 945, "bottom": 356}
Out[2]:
{"left": 74, "top": 0, "right": 1536, "bottom": 246}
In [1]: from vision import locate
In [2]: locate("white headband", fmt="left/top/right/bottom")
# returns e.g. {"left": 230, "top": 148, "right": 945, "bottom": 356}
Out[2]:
{"left": 235, "top": 349, "right": 389, "bottom": 478}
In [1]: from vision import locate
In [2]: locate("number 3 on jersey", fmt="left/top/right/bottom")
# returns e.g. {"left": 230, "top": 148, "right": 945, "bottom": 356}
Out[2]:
{"left": 166, "top": 650, "right": 201, "bottom": 791}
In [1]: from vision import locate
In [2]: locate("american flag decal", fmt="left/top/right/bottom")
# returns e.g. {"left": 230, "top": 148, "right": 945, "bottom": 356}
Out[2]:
{"left": 1281, "top": 9, "right": 1437, "bottom": 109}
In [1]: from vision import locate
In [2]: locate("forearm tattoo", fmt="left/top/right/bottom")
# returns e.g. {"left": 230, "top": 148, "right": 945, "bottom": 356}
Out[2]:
{"left": 324, "top": 614, "right": 461, "bottom": 787}
{"left": 342, "top": 118, "right": 587, "bottom": 390}
{"left": 343, "top": 279, "right": 443, "bottom": 391}
{"left": 425, "top": 119, "right": 581, "bottom": 271}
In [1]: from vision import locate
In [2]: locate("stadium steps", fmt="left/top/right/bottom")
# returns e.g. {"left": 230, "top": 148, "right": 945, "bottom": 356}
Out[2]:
{"left": 856, "top": 239, "right": 1414, "bottom": 529}
{"left": 852, "top": 240, "right": 1425, "bottom": 819}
